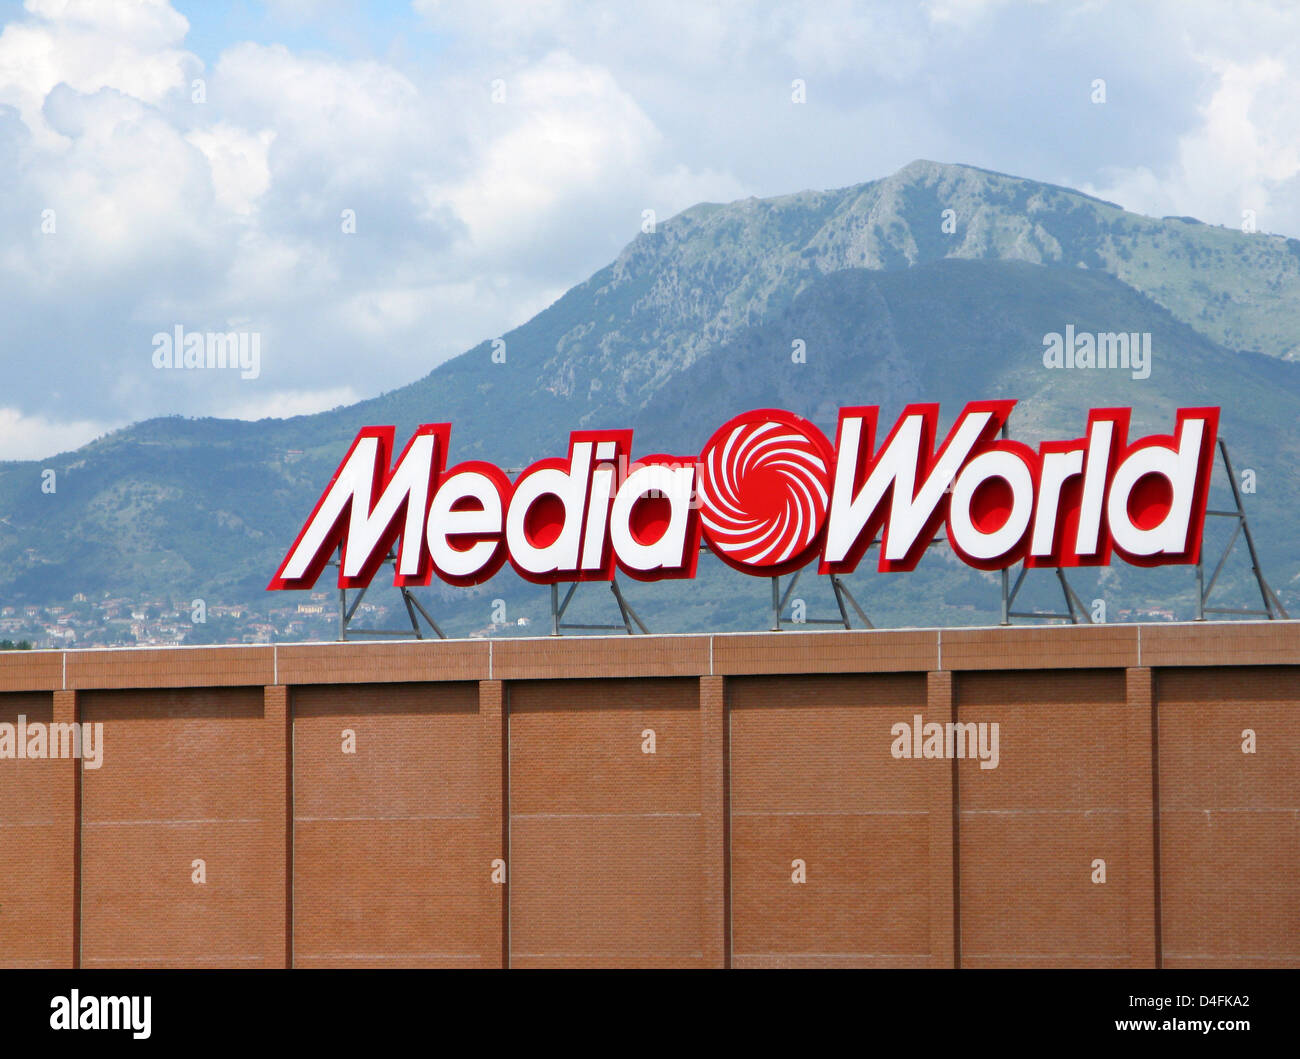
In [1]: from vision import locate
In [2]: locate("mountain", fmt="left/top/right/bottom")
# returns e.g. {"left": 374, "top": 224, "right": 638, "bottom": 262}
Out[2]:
{"left": 4, "top": 160, "right": 1299, "bottom": 641}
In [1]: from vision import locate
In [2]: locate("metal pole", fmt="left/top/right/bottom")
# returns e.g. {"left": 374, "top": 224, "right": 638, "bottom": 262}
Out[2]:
{"left": 406, "top": 594, "right": 446, "bottom": 639}
{"left": 1220, "top": 439, "right": 1281, "bottom": 618}
{"left": 778, "top": 570, "right": 802, "bottom": 615}
{"left": 1056, "top": 568, "right": 1093, "bottom": 624}
{"left": 1000, "top": 417, "right": 1010, "bottom": 625}
{"left": 610, "top": 578, "right": 649, "bottom": 635}
{"left": 830, "top": 576, "right": 851, "bottom": 630}
{"left": 834, "top": 577, "right": 874, "bottom": 629}
{"left": 399, "top": 589, "right": 423, "bottom": 639}
{"left": 336, "top": 545, "right": 346, "bottom": 641}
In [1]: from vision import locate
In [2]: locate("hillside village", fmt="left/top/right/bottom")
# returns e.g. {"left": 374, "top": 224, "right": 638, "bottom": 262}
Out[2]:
{"left": 0, "top": 588, "right": 1165, "bottom": 649}
{"left": 0, "top": 591, "right": 339, "bottom": 647}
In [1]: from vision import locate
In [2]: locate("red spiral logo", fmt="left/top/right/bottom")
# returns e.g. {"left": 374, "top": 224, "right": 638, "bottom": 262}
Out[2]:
{"left": 697, "top": 410, "right": 833, "bottom": 571}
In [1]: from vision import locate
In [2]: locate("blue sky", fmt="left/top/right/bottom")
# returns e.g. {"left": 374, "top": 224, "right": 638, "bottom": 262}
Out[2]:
{"left": 0, "top": 0, "right": 1297, "bottom": 459}
{"left": 174, "top": 0, "right": 434, "bottom": 63}
{"left": 0, "top": 0, "right": 429, "bottom": 59}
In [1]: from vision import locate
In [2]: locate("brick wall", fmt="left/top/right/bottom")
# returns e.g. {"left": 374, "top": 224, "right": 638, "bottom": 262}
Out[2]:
{"left": 954, "top": 669, "right": 1145, "bottom": 967}
{"left": 507, "top": 678, "right": 702, "bottom": 967}
{"left": 1155, "top": 667, "right": 1300, "bottom": 967}
{"left": 728, "top": 673, "right": 944, "bottom": 967}
{"left": 0, "top": 623, "right": 1296, "bottom": 968}
{"left": 290, "top": 682, "right": 481, "bottom": 968}
{"left": 0, "top": 691, "right": 68, "bottom": 968}
{"left": 78, "top": 687, "right": 277, "bottom": 968}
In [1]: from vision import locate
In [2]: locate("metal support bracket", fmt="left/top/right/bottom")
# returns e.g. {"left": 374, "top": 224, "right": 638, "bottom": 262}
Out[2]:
{"left": 1002, "top": 563, "right": 1093, "bottom": 625}
{"left": 1196, "top": 439, "right": 1288, "bottom": 620}
{"left": 769, "top": 569, "right": 873, "bottom": 630}
{"left": 549, "top": 576, "right": 649, "bottom": 636}
{"left": 333, "top": 549, "right": 447, "bottom": 641}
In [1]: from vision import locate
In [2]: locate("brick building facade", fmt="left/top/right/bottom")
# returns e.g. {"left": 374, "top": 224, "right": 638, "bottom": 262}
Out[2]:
{"left": 1, "top": 622, "right": 1296, "bottom": 968}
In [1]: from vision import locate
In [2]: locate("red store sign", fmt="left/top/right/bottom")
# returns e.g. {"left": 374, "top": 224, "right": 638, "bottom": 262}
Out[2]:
{"left": 270, "top": 401, "right": 1220, "bottom": 590}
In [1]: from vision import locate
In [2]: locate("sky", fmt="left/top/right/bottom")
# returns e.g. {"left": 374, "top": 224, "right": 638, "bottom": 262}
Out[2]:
{"left": 0, "top": 0, "right": 1298, "bottom": 460}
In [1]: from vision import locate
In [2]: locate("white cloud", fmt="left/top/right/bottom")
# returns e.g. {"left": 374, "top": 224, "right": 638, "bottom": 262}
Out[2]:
{"left": 417, "top": 0, "right": 928, "bottom": 80}
{"left": 0, "top": 406, "right": 119, "bottom": 461}
{"left": 210, "top": 43, "right": 422, "bottom": 171}
{"left": 775, "top": 0, "right": 927, "bottom": 78}
{"left": 0, "top": 0, "right": 196, "bottom": 143}
{"left": 923, "top": 0, "right": 1034, "bottom": 27}
{"left": 215, "top": 387, "right": 361, "bottom": 422}
{"left": 1087, "top": 53, "right": 1300, "bottom": 234}
{"left": 3, "top": 0, "right": 1300, "bottom": 466}
{"left": 421, "top": 52, "right": 665, "bottom": 252}
{"left": 31, "top": 87, "right": 217, "bottom": 271}
{"left": 185, "top": 123, "right": 275, "bottom": 215}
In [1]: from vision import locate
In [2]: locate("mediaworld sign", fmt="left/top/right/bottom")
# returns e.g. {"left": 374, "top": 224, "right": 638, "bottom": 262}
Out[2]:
{"left": 269, "top": 401, "right": 1220, "bottom": 591}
